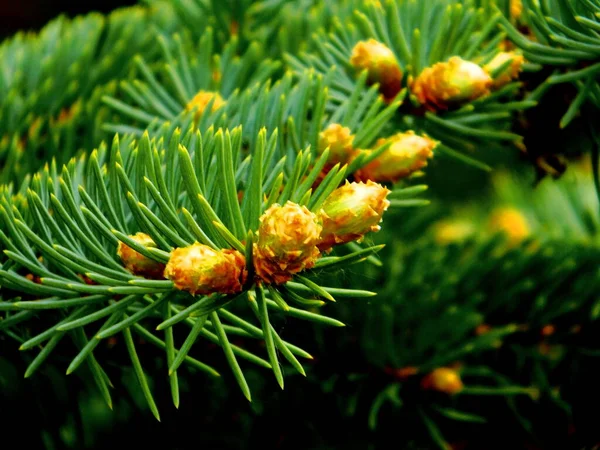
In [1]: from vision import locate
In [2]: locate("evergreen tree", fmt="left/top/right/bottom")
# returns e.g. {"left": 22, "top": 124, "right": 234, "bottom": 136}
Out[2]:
{"left": 1, "top": 1, "right": 600, "bottom": 448}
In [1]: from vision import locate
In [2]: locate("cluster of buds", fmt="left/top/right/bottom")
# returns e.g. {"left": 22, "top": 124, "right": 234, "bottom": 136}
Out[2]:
{"left": 411, "top": 56, "right": 492, "bottom": 111}
{"left": 483, "top": 51, "right": 524, "bottom": 89}
{"left": 185, "top": 90, "right": 226, "bottom": 122}
{"left": 315, "top": 124, "right": 436, "bottom": 186}
{"left": 350, "top": 39, "right": 403, "bottom": 102}
{"left": 253, "top": 182, "right": 390, "bottom": 284}
{"left": 421, "top": 367, "right": 464, "bottom": 395}
{"left": 117, "top": 233, "right": 247, "bottom": 296}
{"left": 120, "top": 184, "right": 391, "bottom": 291}
{"left": 164, "top": 244, "right": 247, "bottom": 295}
{"left": 117, "top": 232, "right": 166, "bottom": 279}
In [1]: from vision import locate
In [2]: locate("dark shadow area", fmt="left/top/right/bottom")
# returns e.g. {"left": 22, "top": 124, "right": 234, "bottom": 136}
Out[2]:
{"left": 0, "top": 0, "right": 136, "bottom": 39}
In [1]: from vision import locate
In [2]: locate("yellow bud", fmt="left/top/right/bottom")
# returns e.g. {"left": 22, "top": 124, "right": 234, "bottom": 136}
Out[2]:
{"left": 185, "top": 90, "right": 225, "bottom": 122}
{"left": 421, "top": 367, "right": 464, "bottom": 395}
{"left": 350, "top": 39, "right": 403, "bottom": 101}
{"left": 412, "top": 57, "right": 492, "bottom": 110}
{"left": 510, "top": 0, "right": 523, "bottom": 21}
{"left": 355, "top": 131, "right": 437, "bottom": 183}
{"left": 484, "top": 52, "right": 524, "bottom": 89}
{"left": 488, "top": 207, "right": 530, "bottom": 245}
{"left": 117, "top": 232, "right": 166, "bottom": 279}
{"left": 254, "top": 201, "right": 322, "bottom": 284}
{"left": 164, "top": 243, "right": 247, "bottom": 295}
{"left": 318, "top": 180, "right": 390, "bottom": 251}
{"left": 433, "top": 219, "right": 476, "bottom": 244}
{"left": 318, "top": 123, "right": 357, "bottom": 167}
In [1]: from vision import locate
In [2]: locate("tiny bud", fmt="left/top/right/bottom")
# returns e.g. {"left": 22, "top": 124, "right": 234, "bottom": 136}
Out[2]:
{"left": 318, "top": 123, "right": 356, "bottom": 166}
{"left": 412, "top": 57, "right": 492, "bottom": 110}
{"left": 510, "top": 0, "right": 523, "bottom": 21}
{"left": 26, "top": 273, "right": 42, "bottom": 284}
{"left": 164, "top": 243, "right": 247, "bottom": 295}
{"left": 78, "top": 274, "right": 97, "bottom": 286}
{"left": 355, "top": 131, "right": 437, "bottom": 183}
{"left": 484, "top": 52, "right": 524, "bottom": 89}
{"left": 474, "top": 323, "right": 492, "bottom": 336}
{"left": 541, "top": 324, "right": 555, "bottom": 337}
{"left": 385, "top": 365, "right": 419, "bottom": 380}
{"left": 117, "top": 232, "right": 165, "bottom": 279}
{"left": 488, "top": 207, "right": 530, "bottom": 245}
{"left": 350, "top": 39, "right": 403, "bottom": 101}
{"left": 185, "top": 90, "right": 225, "bottom": 122}
{"left": 433, "top": 219, "right": 476, "bottom": 244}
{"left": 318, "top": 180, "right": 390, "bottom": 251}
{"left": 254, "top": 201, "right": 322, "bottom": 284}
{"left": 421, "top": 367, "right": 464, "bottom": 395}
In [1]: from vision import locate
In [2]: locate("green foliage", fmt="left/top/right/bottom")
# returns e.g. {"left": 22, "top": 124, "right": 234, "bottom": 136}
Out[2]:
{"left": 500, "top": 0, "right": 600, "bottom": 128}
{"left": 1, "top": 0, "right": 600, "bottom": 448}
{"left": 316, "top": 162, "right": 600, "bottom": 445}
{"left": 0, "top": 4, "right": 182, "bottom": 184}
{"left": 0, "top": 123, "right": 394, "bottom": 413}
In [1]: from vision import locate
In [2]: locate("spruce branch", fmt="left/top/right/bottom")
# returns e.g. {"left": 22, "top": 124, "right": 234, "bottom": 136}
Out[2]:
{"left": 287, "top": 0, "right": 535, "bottom": 170}
{"left": 0, "top": 123, "right": 413, "bottom": 414}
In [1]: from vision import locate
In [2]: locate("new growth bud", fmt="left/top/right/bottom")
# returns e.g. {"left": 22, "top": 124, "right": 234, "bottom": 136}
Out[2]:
{"left": 318, "top": 123, "right": 357, "bottom": 166}
{"left": 318, "top": 180, "right": 390, "bottom": 251}
{"left": 355, "top": 131, "right": 437, "bottom": 183}
{"left": 164, "top": 243, "right": 247, "bottom": 295}
{"left": 510, "top": 0, "right": 523, "bottom": 21}
{"left": 117, "top": 232, "right": 166, "bottom": 279}
{"left": 488, "top": 207, "right": 530, "bottom": 245}
{"left": 412, "top": 56, "right": 492, "bottom": 110}
{"left": 484, "top": 52, "right": 524, "bottom": 89}
{"left": 421, "top": 367, "right": 464, "bottom": 395}
{"left": 185, "top": 90, "right": 226, "bottom": 122}
{"left": 433, "top": 219, "right": 476, "bottom": 245}
{"left": 350, "top": 39, "right": 403, "bottom": 101}
{"left": 253, "top": 201, "right": 322, "bottom": 284}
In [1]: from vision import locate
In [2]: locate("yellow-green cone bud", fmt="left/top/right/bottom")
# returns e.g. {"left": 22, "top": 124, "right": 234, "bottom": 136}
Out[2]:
{"left": 254, "top": 201, "right": 322, "bottom": 284}
{"left": 117, "top": 232, "right": 165, "bottom": 279}
{"left": 421, "top": 367, "right": 464, "bottom": 395}
{"left": 355, "top": 131, "right": 437, "bottom": 183}
{"left": 185, "top": 90, "right": 226, "bottom": 122}
{"left": 318, "top": 123, "right": 357, "bottom": 166}
{"left": 433, "top": 219, "right": 476, "bottom": 245}
{"left": 484, "top": 52, "right": 524, "bottom": 89}
{"left": 318, "top": 180, "right": 390, "bottom": 251}
{"left": 164, "top": 243, "right": 247, "bottom": 295}
{"left": 412, "top": 56, "right": 492, "bottom": 110}
{"left": 350, "top": 39, "right": 403, "bottom": 101}
{"left": 488, "top": 206, "right": 530, "bottom": 245}
{"left": 510, "top": 0, "right": 523, "bottom": 21}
